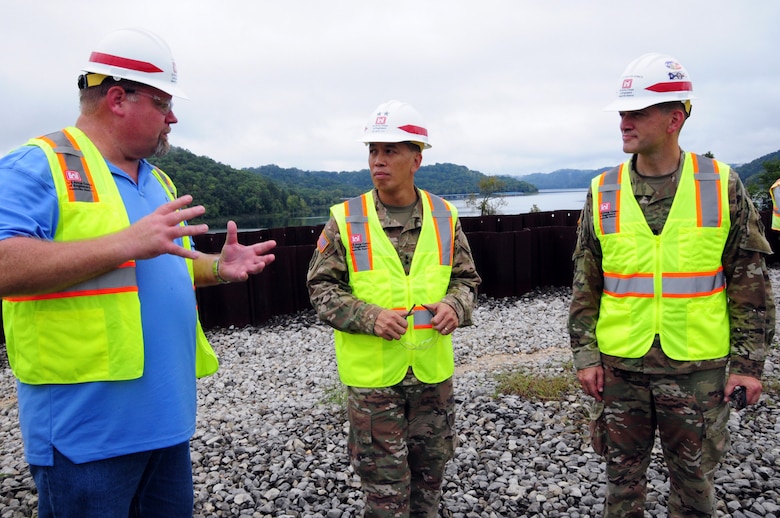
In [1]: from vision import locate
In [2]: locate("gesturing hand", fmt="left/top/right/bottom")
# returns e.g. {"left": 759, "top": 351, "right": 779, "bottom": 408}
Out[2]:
{"left": 214, "top": 220, "right": 277, "bottom": 282}
{"left": 127, "top": 195, "right": 209, "bottom": 260}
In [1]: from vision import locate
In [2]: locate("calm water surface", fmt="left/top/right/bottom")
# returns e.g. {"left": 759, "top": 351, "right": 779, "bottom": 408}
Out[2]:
{"left": 448, "top": 189, "right": 587, "bottom": 217}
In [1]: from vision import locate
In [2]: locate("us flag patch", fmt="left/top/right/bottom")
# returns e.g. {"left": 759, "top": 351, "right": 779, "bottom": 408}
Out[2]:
{"left": 316, "top": 231, "right": 330, "bottom": 253}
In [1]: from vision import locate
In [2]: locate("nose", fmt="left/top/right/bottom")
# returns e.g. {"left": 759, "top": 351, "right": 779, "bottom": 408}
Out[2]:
{"left": 371, "top": 151, "right": 386, "bottom": 165}
{"left": 166, "top": 110, "right": 178, "bottom": 124}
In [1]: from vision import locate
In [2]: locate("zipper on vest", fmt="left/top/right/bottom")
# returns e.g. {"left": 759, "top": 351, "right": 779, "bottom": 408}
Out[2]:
{"left": 653, "top": 235, "right": 662, "bottom": 334}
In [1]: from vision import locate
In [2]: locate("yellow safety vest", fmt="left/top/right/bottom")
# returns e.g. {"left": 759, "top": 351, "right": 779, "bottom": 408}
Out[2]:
{"left": 592, "top": 153, "right": 731, "bottom": 361}
{"left": 2, "top": 127, "right": 217, "bottom": 384}
{"left": 770, "top": 178, "right": 780, "bottom": 231}
{"left": 331, "top": 190, "right": 456, "bottom": 387}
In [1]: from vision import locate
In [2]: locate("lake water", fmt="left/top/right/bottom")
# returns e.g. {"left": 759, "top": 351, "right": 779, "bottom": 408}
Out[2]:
{"left": 448, "top": 189, "right": 587, "bottom": 217}
{"left": 213, "top": 189, "right": 589, "bottom": 231}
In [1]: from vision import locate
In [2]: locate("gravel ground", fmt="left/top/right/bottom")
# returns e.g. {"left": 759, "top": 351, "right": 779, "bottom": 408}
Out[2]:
{"left": 2, "top": 270, "right": 780, "bottom": 517}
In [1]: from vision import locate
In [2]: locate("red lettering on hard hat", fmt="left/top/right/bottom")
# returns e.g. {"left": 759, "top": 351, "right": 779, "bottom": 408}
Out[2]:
{"left": 375, "top": 116, "right": 387, "bottom": 124}
{"left": 622, "top": 79, "right": 633, "bottom": 89}
{"left": 89, "top": 52, "right": 164, "bottom": 73}
{"left": 398, "top": 125, "right": 428, "bottom": 137}
{"left": 645, "top": 81, "right": 693, "bottom": 93}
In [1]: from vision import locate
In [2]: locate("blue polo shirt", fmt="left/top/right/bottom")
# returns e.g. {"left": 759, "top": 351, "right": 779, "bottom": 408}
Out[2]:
{"left": 0, "top": 141, "right": 198, "bottom": 465}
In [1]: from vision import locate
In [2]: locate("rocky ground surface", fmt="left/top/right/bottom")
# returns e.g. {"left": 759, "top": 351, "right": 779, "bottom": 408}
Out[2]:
{"left": 2, "top": 272, "right": 780, "bottom": 517}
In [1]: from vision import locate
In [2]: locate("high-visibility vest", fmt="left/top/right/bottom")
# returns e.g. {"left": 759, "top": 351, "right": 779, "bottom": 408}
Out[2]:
{"left": 592, "top": 153, "right": 731, "bottom": 361}
{"left": 770, "top": 178, "right": 780, "bottom": 231}
{"left": 2, "top": 127, "right": 217, "bottom": 384}
{"left": 331, "top": 190, "right": 456, "bottom": 387}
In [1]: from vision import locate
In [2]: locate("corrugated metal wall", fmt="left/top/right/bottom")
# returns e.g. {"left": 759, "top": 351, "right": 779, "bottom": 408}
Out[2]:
{"left": 2, "top": 210, "right": 780, "bottom": 338}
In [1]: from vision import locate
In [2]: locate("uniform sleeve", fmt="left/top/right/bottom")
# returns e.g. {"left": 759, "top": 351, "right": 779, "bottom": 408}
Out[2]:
{"left": 568, "top": 188, "right": 604, "bottom": 371}
{"left": 306, "top": 217, "right": 383, "bottom": 335}
{"left": 0, "top": 146, "right": 59, "bottom": 241}
{"left": 441, "top": 220, "right": 481, "bottom": 327}
{"left": 722, "top": 170, "right": 775, "bottom": 378}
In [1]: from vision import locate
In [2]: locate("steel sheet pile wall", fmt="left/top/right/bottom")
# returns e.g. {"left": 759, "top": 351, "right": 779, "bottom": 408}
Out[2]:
{"left": 2, "top": 210, "right": 778, "bottom": 339}
{"left": 194, "top": 209, "right": 582, "bottom": 329}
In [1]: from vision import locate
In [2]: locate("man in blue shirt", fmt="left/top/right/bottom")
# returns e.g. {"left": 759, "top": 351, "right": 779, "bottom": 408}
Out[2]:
{"left": 0, "top": 28, "right": 276, "bottom": 517}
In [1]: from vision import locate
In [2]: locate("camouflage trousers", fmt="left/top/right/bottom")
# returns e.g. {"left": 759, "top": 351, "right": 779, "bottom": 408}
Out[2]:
{"left": 593, "top": 366, "right": 730, "bottom": 517}
{"left": 347, "top": 370, "right": 456, "bottom": 518}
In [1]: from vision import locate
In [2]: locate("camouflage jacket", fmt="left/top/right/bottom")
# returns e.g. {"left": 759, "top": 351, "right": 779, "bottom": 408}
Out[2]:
{"left": 307, "top": 188, "right": 481, "bottom": 335}
{"left": 569, "top": 153, "right": 775, "bottom": 378}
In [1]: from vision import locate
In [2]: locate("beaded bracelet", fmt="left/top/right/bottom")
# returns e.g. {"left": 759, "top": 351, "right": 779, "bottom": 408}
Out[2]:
{"left": 212, "top": 258, "right": 230, "bottom": 284}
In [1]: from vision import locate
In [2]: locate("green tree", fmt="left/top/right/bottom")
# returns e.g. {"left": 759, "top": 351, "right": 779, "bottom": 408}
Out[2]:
{"left": 466, "top": 176, "right": 508, "bottom": 216}
{"left": 745, "top": 159, "right": 780, "bottom": 211}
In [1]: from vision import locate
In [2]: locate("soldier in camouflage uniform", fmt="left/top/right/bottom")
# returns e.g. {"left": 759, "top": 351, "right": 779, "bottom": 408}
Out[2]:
{"left": 307, "top": 100, "right": 480, "bottom": 518}
{"left": 569, "top": 53, "right": 775, "bottom": 517}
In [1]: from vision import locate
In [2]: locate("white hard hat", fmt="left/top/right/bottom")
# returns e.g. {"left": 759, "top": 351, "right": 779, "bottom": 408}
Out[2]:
{"left": 358, "top": 100, "right": 431, "bottom": 149}
{"left": 80, "top": 28, "right": 188, "bottom": 99}
{"left": 604, "top": 52, "right": 694, "bottom": 112}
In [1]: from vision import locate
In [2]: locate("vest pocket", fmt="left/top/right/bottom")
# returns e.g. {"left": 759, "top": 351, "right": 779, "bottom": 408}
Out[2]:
{"left": 34, "top": 308, "right": 111, "bottom": 383}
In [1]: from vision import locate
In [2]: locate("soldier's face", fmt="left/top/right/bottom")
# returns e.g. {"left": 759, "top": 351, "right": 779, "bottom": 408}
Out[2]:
{"left": 618, "top": 105, "right": 673, "bottom": 155}
{"left": 367, "top": 142, "right": 421, "bottom": 196}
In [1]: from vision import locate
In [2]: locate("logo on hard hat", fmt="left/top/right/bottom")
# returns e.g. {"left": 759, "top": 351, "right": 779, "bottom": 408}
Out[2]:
{"left": 621, "top": 79, "right": 633, "bottom": 89}
{"left": 664, "top": 60, "right": 683, "bottom": 71}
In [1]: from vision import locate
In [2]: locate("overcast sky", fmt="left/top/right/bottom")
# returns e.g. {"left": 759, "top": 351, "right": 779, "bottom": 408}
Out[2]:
{"left": 1, "top": 1, "right": 778, "bottom": 177}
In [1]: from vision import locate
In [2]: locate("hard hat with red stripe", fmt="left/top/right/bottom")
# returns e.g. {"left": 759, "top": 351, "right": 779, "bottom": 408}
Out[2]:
{"left": 359, "top": 100, "right": 431, "bottom": 149}
{"left": 79, "top": 28, "right": 188, "bottom": 99}
{"left": 604, "top": 53, "right": 694, "bottom": 113}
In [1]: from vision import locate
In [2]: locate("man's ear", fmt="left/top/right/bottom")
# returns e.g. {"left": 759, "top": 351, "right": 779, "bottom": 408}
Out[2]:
{"left": 105, "top": 85, "right": 129, "bottom": 114}
{"left": 668, "top": 108, "right": 687, "bottom": 134}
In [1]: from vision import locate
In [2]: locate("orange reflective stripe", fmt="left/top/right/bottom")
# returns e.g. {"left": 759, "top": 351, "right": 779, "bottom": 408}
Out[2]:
{"left": 5, "top": 286, "right": 138, "bottom": 302}
{"left": 661, "top": 268, "right": 725, "bottom": 298}
{"left": 4, "top": 261, "right": 137, "bottom": 302}
{"left": 597, "top": 165, "right": 621, "bottom": 235}
{"left": 344, "top": 195, "right": 373, "bottom": 272}
{"left": 603, "top": 269, "right": 725, "bottom": 300}
{"left": 40, "top": 130, "right": 100, "bottom": 203}
{"left": 693, "top": 155, "right": 723, "bottom": 228}
{"left": 424, "top": 191, "right": 454, "bottom": 266}
{"left": 603, "top": 271, "right": 654, "bottom": 298}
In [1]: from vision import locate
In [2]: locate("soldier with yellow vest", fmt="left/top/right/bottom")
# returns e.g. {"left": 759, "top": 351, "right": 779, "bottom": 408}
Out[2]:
{"left": 307, "top": 100, "right": 481, "bottom": 517}
{"left": 0, "top": 29, "right": 276, "bottom": 517}
{"left": 770, "top": 178, "right": 780, "bottom": 231}
{"left": 569, "top": 53, "right": 775, "bottom": 517}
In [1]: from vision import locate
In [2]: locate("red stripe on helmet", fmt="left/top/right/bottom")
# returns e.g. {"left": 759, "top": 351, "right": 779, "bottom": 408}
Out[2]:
{"left": 645, "top": 81, "right": 693, "bottom": 93}
{"left": 89, "top": 52, "right": 163, "bottom": 73}
{"left": 398, "top": 124, "right": 428, "bottom": 137}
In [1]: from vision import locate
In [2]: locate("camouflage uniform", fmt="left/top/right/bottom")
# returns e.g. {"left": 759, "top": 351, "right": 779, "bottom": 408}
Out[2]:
{"left": 307, "top": 188, "right": 481, "bottom": 518}
{"left": 569, "top": 153, "right": 775, "bottom": 517}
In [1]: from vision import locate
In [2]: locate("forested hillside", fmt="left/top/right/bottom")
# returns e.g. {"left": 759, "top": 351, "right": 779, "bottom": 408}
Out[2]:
{"left": 516, "top": 149, "right": 780, "bottom": 189}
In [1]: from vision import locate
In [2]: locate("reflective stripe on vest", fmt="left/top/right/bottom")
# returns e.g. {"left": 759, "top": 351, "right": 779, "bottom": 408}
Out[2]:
{"left": 343, "top": 191, "right": 454, "bottom": 273}
{"left": 603, "top": 268, "right": 726, "bottom": 299}
{"left": 38, "top": 130, "right": 100, "bottom": 203}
